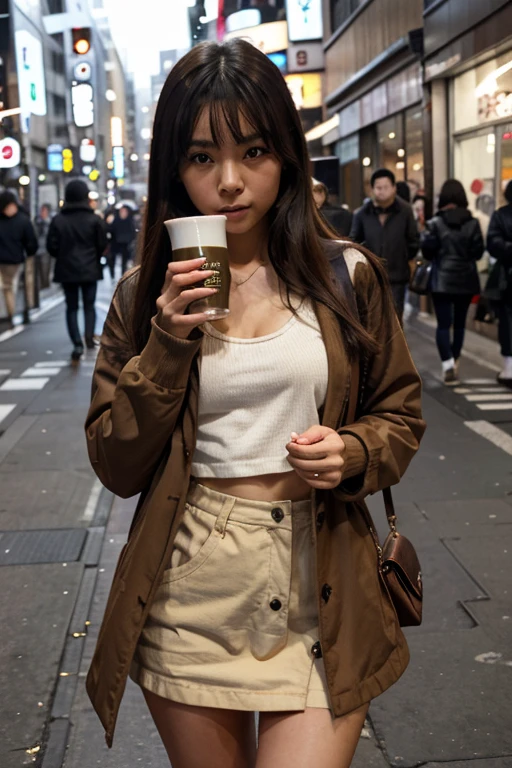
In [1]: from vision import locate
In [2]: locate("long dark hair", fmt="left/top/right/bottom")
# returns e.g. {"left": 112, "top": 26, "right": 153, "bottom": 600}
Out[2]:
{"left": 132, "top": 39, "right": 391, "bottom": 359}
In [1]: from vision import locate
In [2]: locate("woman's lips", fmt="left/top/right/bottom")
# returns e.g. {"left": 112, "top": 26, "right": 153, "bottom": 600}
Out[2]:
{"left": 220, "top": 206, "right": 250, "bottom": 220}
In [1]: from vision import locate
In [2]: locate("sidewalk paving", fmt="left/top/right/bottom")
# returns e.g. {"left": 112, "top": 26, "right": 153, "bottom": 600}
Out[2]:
{"left": 0, "top": 292, "right": 511, "bottom": 767}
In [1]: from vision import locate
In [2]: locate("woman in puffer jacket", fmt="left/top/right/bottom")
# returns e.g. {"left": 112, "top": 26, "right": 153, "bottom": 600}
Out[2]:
{"left": 421, "top": 179, "right": 484, "bottom": 385}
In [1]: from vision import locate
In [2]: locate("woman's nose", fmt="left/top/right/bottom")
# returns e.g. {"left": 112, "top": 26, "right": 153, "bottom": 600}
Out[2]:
{"left": 218, "top": 162, "right": 244, "bottom": 194}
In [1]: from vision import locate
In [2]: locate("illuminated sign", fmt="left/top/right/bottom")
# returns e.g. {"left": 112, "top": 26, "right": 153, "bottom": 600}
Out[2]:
{"left": 287, "top": 42, "right": 324, "bottom": 73}
{"left": 285, "top": 0, "right": 323, "bottom": 42}
{"left": 72, "top": 82, "right": 94, "bottom": 127}
{"left": 267, "top": 51, "right": 287, "bottom": 74}
{"left": 80, "top": 138, "right": 96, "bottom": 163}
{"left": 47, "top": 143, "right": 63, "bottom": 172}
{"left": 284, "top": 73, "right": 322, "bottom": 110}
{"left": 74, "top": 61, "right": 92, "bottom": 81}
{"left": 112, "top": 146, "right": 124, "bottom": 179}
{"left": 15, "top": 30, "right": 47, "bottom": 133}
{"left": 62, "top": 148, "right": 74, "bottom": 173}
{"left": 0, "top": 138, "right": 21, "bottom": 168}
{"left": 224, "top": 20, "right": 288, "bottom": 55}
{"left": 225, "top": 9, "right": 260, "bottom": 32}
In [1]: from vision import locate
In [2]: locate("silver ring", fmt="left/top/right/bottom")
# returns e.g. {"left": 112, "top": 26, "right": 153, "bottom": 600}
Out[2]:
{"left": 314, "top": 473, "right": 319, "bottom": 478}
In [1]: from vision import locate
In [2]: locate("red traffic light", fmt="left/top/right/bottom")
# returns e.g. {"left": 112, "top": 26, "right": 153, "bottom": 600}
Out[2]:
{"left": 72, "top": 27, "right": 91, "bottom": 55}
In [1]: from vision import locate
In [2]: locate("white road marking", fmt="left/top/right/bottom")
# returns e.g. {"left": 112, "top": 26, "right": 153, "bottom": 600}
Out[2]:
{"left": 34, "top": 361, "right": 68, "bottom": 368}
{"left": 0, "top": 404, "right": 16, "bottom": 425}
{"left": 81, "top": 478, "right": 103, "bottom": 522}
{"left": 0, "top": 369, "right": 11, "bottom": 377}
{"left": 464, "top": 378, "right": 498, "bottom": 385}
{"left": 456, "top": 386, "right": 511, "bottom": 394}
{"left": 465, "top": 393, "right": 512, "bottom": 402}
{"left": 476, "top": 402, "right": 512, "bottom": 411}
{"left": 0, "top": 377, "right": 50, "bottom": 391}
{"left": 21, "top": 367, "right": 62, "bottom": 377}
{"left": 0, "top": 325, "right": 24, "bottom": 343}
{"left": 465, "top": 421, "right": 512, "bottom": 456}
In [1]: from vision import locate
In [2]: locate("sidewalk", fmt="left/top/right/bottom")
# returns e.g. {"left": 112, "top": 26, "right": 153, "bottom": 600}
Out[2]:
{"left": 0, "top": 291, "right": 511, "bottom": 767}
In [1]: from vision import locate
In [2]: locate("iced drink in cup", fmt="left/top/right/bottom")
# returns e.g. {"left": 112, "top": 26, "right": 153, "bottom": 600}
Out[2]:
{"left": 164, "top": 215, "right": 230, "bottom": 319}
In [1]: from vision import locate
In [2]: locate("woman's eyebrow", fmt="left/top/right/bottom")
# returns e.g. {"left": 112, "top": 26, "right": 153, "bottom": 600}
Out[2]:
{"left": 188, "top": 133, "right": 263, "bottom": 149}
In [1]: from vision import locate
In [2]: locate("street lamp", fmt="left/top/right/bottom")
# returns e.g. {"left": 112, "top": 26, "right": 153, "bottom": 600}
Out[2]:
{"left": 105, "top": 89, "right": 117, "bottom": 102}
{"left": 130, "top": 153, "right": 138, "bottom": 161}
{"left": 19, "top": 175, "right": 30, "bottom": 185}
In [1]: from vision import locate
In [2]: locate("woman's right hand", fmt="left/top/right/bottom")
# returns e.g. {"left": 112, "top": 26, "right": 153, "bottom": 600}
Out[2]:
{"left": 156, "top": 257, "right": 218, "bottom": 339}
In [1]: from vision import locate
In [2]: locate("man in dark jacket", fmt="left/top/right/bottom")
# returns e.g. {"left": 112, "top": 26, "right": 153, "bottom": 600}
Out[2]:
{"left": 312, "top": 179, "right": 353, "bottom": 237}
{"left": 487, "top": 180, "right": 512, "bottom": 387}
{"left": 0, "top": 191, "right": 38, "bottom": 328}
{"left": 108, "top": 204, "right": 137, "bottom": 277}
{"left": 47, "top": 180, "right": 107, "bottom": 361}
{"left": 350, "top": 169, "right": 419, "bottom": 322}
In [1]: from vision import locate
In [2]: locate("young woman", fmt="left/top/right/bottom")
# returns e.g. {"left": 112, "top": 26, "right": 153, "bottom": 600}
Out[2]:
{"left": 85, "top": 40, "right": 425, "bottom": 768}
{"left": 421, "top": 179, "right": 484, "bottom": 385}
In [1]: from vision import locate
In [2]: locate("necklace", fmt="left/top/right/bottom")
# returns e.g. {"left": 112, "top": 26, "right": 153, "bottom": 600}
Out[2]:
{"left": 232, "top": 263, "right": 265, "bottom": 287}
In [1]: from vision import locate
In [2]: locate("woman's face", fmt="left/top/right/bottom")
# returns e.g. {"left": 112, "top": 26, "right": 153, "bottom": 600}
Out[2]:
{"left": 179, "top": 106, "right": 282, "bottom": 236}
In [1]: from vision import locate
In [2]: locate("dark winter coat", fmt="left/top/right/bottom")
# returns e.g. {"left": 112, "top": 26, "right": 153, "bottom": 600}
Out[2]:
{"left": 320, "top": 203, "right": 353, "bottom": 238}
{"left": 349, "top": 196, "right": 419, "bottom": 284}
{"left": 46, "top": 203, "right": 108, "bottom": 284}
{"left": 421, "top": 208, "right": 484, "bottom": 295}
{"left": 109, "top": 214, "right": 136, "bottom": 246}
{"left": 0, "top": 210, "right": 38, "bottom": 265}
{"left": 487, "top": 204, "right": 512, "bottom": 302}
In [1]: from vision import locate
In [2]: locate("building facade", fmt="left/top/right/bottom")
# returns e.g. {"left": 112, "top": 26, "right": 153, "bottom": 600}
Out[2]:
{"left": 315, "top": 0, "right": 425, "bottom": 209}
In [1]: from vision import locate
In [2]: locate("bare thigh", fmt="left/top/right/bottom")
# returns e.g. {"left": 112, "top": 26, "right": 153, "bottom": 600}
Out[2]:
{"left": 256, "top": 704, "right": 369, "bottom": 768}
{"left": 142, "top": 688, "right": 257, "bottom": 768}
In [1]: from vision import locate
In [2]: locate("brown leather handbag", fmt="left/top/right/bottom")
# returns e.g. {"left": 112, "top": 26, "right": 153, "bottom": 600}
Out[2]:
{"left": 379, "top": 488, "right": 423, "bottom": 626}
{"left": 332, "top": 248, "right": 423, "bottom": 627}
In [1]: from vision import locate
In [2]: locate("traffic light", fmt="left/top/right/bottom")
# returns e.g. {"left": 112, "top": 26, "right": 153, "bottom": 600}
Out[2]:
{"left": 72, "top": 28, "right": 91, "bottom": 55}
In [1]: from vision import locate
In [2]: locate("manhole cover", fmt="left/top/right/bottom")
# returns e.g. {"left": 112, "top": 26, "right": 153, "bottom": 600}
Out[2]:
{"left": 0, "top": 529, "right": 87, "bottom": 565}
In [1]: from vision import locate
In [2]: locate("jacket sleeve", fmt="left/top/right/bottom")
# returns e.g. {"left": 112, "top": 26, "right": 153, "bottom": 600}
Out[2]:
{"left": 96, "top": 218, "right": 108, "bottom": 256}
{"left": 487, "top": 211, "right": 512, "bottom": 267}
{"left": 420, "top": 219, "right": 439, "bottom": 261}
{"left": 85, "top": 279, "right": 201, "bottom": 498}
{"left": 46, "top": 219, "right": 60, "bottom": 258}
{"left": 335, "top": 261, "right": 426, "bottom": 501}
{"left": 469, "top": 219, "right": 485, "bottom": 262}
{"left": 406, "top": 206, "right": 420, "bottom": 260}
{"left": 23, "top": 218, "right": 38, "bottom": 256}
{"left": 349, "top": 209, "right": 364, "bottom": 244}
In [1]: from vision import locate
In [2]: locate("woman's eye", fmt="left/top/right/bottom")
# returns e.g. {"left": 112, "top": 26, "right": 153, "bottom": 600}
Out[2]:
{"left": 246, "top": 146, "right": 268, "bottom": 159}
{"left": 190, "top": 153, "right": 212, "bottom": 164}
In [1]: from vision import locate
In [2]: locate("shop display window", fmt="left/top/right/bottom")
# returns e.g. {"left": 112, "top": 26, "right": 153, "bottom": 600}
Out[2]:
{"left": 377, "top": 115, "right": 405, "bottom": 181}
{"left": 453, "top": 53, "right": 512, "bottom": 132}
{"left": 405, "top": 107, "right": 424, "bottom": 196}
{"left": 454, "top": 131, "right": 496, "bottom": 239}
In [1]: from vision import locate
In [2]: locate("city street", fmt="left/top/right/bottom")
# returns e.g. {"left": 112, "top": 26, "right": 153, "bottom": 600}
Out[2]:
{"left": 0, "top": 283, "right": 511, "bottom": 768}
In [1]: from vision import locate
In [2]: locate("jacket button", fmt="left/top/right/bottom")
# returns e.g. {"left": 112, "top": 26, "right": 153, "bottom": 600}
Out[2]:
{"left": 184, "top": 449, "right": 190, "bottom": 459}
{"left": 269, "top": 598, "right": 282, "bottom": 611}
{"left": 316, "top": 510, "right": 325, "bottom": 531}
{"left": 271, "top": 507, "right": 284, "bottom": 523}
{"left": 321, "top": 583, "right": 332, "bottom": 603}
{"left": 311, "top": 641, "right": 322, "bottom": 659}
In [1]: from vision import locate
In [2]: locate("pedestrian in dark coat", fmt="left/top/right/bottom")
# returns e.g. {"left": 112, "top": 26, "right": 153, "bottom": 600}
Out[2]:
{"left": 349, "top": 169, "right": 419, "bottom": 323}
{"left": 0, "top": 191, "right": 38, "bottom": 328}
{"left": 486, "top": 179, "right": 512, "bottom": 387}
{"left": 312, "top": 179, "right": 353, "bottom": 237}
{"left": 46, "top": 180, "right": 107, "bottom": 360}
{"left": 107, "top": 205, "right": 137, "bottom": 277}
{"left": 421, "top": 179, "right": 484, "bottom": 385}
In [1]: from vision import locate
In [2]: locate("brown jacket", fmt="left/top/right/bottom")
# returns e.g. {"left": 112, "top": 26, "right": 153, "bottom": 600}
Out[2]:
{"left": 85, "top": 249, "right": 426, "bottom": 746}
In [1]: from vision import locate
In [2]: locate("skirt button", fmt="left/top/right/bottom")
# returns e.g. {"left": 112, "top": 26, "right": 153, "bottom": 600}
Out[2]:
{"left": 269, "top": 598, "right": 282, "bottom": 611}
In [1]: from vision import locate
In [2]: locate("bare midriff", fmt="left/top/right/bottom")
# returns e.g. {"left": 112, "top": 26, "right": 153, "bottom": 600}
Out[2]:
{"left": 194, "top": 471, "right": 312, "bottom": 502}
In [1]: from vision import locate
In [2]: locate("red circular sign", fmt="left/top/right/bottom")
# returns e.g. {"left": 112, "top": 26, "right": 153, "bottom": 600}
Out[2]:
{"left": 470, "top": 179, "right": 484, "bottom": 195}
{"left": 2, "top": 145, "right": 13, "bottom": 160}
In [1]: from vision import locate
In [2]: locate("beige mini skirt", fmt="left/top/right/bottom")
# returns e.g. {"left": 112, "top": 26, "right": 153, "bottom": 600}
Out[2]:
{"left": 130, "top": 481, "right": 330, "bottom": 711}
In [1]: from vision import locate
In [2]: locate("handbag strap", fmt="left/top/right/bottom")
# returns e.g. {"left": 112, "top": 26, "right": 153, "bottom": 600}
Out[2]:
{"left": 330, "top": 246, "right": 397, "bottom": 536}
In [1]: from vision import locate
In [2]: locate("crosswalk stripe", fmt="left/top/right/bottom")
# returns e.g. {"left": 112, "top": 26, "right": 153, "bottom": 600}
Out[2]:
{"left": 34, "top": 361, "right": 68, "bottom": 368}
{"left": 476, "top": 402, "right": 512, "bottom": 411}
{"left": 464, "top": 378, "right": 497, "bottom": 385}
{"left": 465, "top": 393, "right": 512, "bottom": 402}
{"left": 0, "top": 404, "right": 16, "bottom": 425}
{"left": 0, "top": 377, "right": 50, "bottom": 391}
{"left": 0, "top": 369, "right": 11, "bottom": 377}
{"left": 21, "top": 367, "right": 62, "bottom": 377}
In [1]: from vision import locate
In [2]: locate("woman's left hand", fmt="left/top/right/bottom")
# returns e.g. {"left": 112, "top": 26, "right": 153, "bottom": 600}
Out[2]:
{"left": 286, "top": 426, "right": 346, "bottom": 489}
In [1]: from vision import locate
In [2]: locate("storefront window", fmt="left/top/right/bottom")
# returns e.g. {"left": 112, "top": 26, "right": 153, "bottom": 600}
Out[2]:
{"left": 405, "top": 107, "right": 424, "bottom": 196}
{"left": 454, "top": 131, "right": 496, "bottom": 236}
{"left": 453, "top": 53, "right": 512, "bottom": 132}
{"left": 377, "top": 115, "right": 405, "bottom": 181}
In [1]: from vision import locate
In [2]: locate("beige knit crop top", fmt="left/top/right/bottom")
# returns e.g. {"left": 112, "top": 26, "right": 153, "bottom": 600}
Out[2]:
{"left": 191, "top": 301, "right": 329, "bottom": 478}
